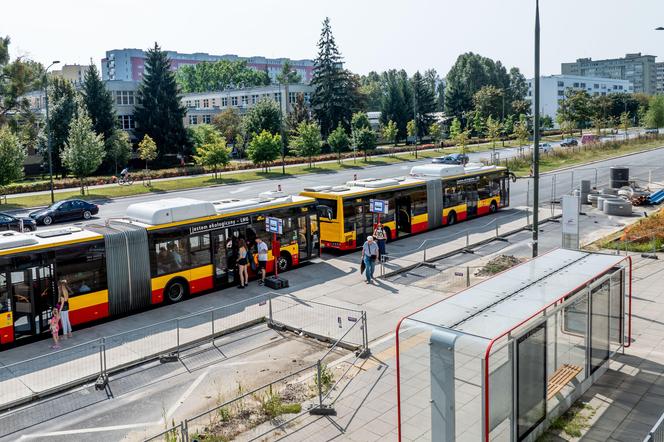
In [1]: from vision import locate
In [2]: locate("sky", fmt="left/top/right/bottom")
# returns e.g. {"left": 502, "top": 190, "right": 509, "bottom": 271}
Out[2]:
{"left": 3, "top": 0, "right": 663, "bottom": 79}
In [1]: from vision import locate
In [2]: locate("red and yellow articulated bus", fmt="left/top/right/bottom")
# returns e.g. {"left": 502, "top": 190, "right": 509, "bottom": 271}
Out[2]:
{"left": 0, "top": 192, "right": 319, "bottom": 347}
{"left": 300, "top": 164, "right": 511, "bottom": 251}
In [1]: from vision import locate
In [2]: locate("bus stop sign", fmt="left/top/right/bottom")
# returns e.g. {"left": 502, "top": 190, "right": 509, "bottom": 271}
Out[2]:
{"left": 265, "top": 216, "right": 283, "bottom": 234}
{"left": 370, "top": 199, "right": 389, "bottom": 214}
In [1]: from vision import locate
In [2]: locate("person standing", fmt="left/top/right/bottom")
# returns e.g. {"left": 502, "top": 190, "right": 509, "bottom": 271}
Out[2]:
{"left": 255, "top": 238, "right": 269, "bottom": 285}
{"left": 236, "top": 239, "right": 249, "bottom": 289}
{"left": 58, "top": 280, "right": 72, "bottom": 339}
{"left": 373, "top": 223, "right": 387, "bottom": 257}
{"left": 362, "top": 236, "right": 379, "bottom": 284}
{"left": 49, "top": 307, "right": 61, "bottom": 349}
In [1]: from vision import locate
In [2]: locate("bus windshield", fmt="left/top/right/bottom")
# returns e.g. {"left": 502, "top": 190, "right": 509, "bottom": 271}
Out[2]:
{"left": 316, "top": 199, "right": 337, "bottom": 220}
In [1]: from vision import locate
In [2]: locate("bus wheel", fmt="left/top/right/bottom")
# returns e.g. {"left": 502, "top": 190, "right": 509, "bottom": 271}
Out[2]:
{"left": 447, "top": 212, "right": 457, "bottom": 225}
{"left": 489, "top": 201, "right": 498, "bottom": 214}
{"left": 277, "top": 253, "right": 292, "bottom": 272}
{"left": 165, "top": 279, "right": 188, "bottom": 303}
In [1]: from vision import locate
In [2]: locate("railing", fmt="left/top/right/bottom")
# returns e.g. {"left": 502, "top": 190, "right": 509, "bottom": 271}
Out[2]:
{"left": 0, "top": 293, "right": 368, "bottom": 414}
{"left": 144, "top": 307, "right": 369, "bottom": 441}
{"left": 644, "top": 410, "right": 664, "bottom": 442}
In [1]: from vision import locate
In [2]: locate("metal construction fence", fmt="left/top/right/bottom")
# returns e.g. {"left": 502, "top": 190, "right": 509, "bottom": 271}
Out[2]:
{"left": 0, "top": 293, "right": 368, "bottom": 412}
{"left": 644, "top": 410, "right": 664, "bottom": 442}
{"left": 145, "top": 302, "right": 369, "bottom": 442}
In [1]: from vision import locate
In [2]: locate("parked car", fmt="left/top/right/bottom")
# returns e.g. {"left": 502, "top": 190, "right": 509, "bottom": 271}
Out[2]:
{"left": 560, "top": 138, "right": 578, "bottom": 147}
{"left": 538, "top": 143, "right": 553, "bottom": 153}
{"left": 0, "top": 213, "right": 36, "bottom": 232}
{"left": 581, "top": 134, "right": 600, "bottom": 145}
{"left": 432, "top": 153, "right": 469, "bottom": 165}
{"left": 645, "top": 128, "right": 659, "bottom": 135}
{"left": 29, "top": 200, "right": 99, "bottom": 226}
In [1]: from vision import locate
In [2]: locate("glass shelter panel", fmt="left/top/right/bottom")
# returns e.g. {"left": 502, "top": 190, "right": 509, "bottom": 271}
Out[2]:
{"left": 590, "top": 279, "right": 610, "bottom": 373}
{"left": 517, "top": 324, "right": 546, "bottom": 441}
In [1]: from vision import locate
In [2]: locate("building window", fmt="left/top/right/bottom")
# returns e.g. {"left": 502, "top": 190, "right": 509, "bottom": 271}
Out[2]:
{"left": 211, "top": 98, "right": 216, "bottom": 107}
{"left": 231, "top": 96, "right": 238, "bottom": 106}
{"left": 252, "top": 94, "right": 259, "bottom": 104}
{"left": 557, "top": 81, "right": 564, "bottom": 87}
{"left": 580, "top": 82, "right": 586, "bottom": 88}
{"left": 618, "top": 85, "right": 623, "bottom": 90}
{"left": 274, "top": 92, "right": 281, "bottom": 103}
{"left": 573, "top": 82, "right": 579, "bottom": 88}
{"left": 117, "top": 115, "right": 135, "bottom": 130}
{"left": 289, "top": 92, "right": 297, "bottom": 104}
{"left": 594, "top": 84, "right": 599, "bottom": 89}
{"left": 185, "top": 100, "right": 192, "bottom": 107}
{"left": 557, "top": 90, "right": 564, "bottom": 96}
{"left": 304, "top": 92, "right": 311, "bottom": 104}
{"left": 202, "top": 114, "right": 211, "bottom": 124}
{"left": 241, "top": 95, "right": 248, "bottom": 105}
{"left": 194, "top": 99, "right": 200, "bottom": 108}
{"left": 221, "top": 97, "right": 228, "bottom": 107}
{"left": 189, "top": 115, "right": 198, "bottom": 125}
{"left": 203, "top": 99, "right": 209, "bottom": 108}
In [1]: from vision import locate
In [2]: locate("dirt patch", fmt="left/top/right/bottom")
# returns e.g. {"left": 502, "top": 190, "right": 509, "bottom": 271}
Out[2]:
{"left": 475, "top": 255, "right": 525, "bottom": 277}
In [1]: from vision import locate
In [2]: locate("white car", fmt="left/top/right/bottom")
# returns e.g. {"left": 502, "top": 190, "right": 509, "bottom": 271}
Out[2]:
{"left": 537, "top": 143, "right": 553, "bottom": 153}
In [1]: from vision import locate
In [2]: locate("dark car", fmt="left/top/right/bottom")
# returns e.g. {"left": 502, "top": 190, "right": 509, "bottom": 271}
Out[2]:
{"left": 560, "top": 138, "right": 578, "bottom": 147}
{"left": 432, "top": 153, "right": 469, "bottom": 165}
{"left": 645, "top": 128, "right": 659, "bottom": 135}
{"left": 29, "top": 200, "right": 99, "bottom": 226}
{"left": 0, "top": 213, "right": 36, "bottom": 232}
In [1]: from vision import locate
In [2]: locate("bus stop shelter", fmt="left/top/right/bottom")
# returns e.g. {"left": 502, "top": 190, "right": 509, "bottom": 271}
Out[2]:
{"left": 395, "top": 249, "right": 632, "bottom": 442}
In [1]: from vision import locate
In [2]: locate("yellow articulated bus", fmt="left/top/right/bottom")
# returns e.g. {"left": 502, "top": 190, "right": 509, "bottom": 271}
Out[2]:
{"left": 0, "top": 192, "right": 319, "bottom": 348}
{"left": 300, "top": 163, "right": 511, "bottom": 251}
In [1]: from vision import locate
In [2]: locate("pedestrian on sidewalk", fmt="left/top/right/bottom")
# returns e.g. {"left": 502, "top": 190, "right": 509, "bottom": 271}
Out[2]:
{"left": 49, "top": 307, "right": 61, "bottom": 349}
{"left": 362, "top": 236, "right": 379, "bottom": 284}
{"left": 373, "top": 223, "right": 387, "bottom": 257}
{"left": 237, "top": 239, "right": 249, "bottom": 289}
{"left": 58, "top": 280, "right": 72, "bottom": 339}
{"left": 255, "top": 237, "right": 269, "bottom": 285}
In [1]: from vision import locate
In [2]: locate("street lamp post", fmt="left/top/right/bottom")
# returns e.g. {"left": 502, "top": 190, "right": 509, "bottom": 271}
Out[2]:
{"left": 43, "top": 61, "right": 60, "bottom": 204}
{"left": 532, "top": 0, "right": 541, "bottom": 258}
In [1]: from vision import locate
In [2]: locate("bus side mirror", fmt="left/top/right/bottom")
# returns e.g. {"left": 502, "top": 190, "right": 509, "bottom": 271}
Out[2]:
{"left": 316, "top": 206, "right": 333, "bottom": 219}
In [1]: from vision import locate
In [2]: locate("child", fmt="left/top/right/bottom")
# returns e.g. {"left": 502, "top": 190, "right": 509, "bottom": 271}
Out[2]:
{"left": 50, "top": 307, "right": 61, "bottom": 349}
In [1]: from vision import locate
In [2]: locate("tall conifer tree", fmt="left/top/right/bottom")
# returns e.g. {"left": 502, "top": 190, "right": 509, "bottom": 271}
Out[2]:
{"left": 133, "top": 43, "right": 188, "bottom": 164}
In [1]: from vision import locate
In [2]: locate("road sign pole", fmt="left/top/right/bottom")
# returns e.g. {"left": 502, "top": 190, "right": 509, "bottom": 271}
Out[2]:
{"left": 273, "top": 232, "right": 279, "bottom": 277}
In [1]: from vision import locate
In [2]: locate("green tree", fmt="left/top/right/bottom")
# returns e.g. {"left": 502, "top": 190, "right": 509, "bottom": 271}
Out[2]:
{"left": 501, "top": 115, "right": 514, "bottom": 145}
{"left": 327, "top": 125, "right": 350, "bottom": 164}
{"left": 411, "top": 71, "right": 436, "bottom": 137}
{"left": 285, "top": 93, "right": 311, "bottom": 134}
{"left": 406, "top": 119, "right": 416, "bottom": 139}
{"left": 424, "top": 68, "right": 444, "bottom": 112}
{"left": 645, "top": 95, "right": 664, "bottom": 129}
{"left": 359, "top": 71, "right": 382, "bottom": 111}
{"left": 559, "top": 120, "right": 576, "bottom": 139}
{"left": 382, "top": 120, "right": 399, "bottom": 146}
{"left": 539, "top": 115, "right": 554, "bottom": 131}
{"left": 0, "top": 35, "right": 44, "bottom": 135}
{"left": 310, "top": 17, "right": 359, "bottom": 137}
{"left": 189, "top": 124, "right": 223, "bottom": 150}
{"left": 637, "top": 105, "right": 648, "bottom": 127}
{"left": 81, "top": 64, "right": 115, "bottom": 144}
{"left": 61, "top": 105, "right": 105, "bottom": 195}
{"left": 107, "top": 130, "right": 133, "bottom": 174}
{"left": 193, "top": 136, "right": 230, "bottom": 179}
{"left": 0, "top": 125, "right": 27, "bottom": 198}
{"left": 619, "top": 112, "right": 630, "bottom": 139}
{"left": 472, "top": 85, "right": 503, "bottom": 120}
{"left": 46, "top": 77, "right": 78, "bottom": 176}
{"left": 513, "top": 114, "right": 530, "bottom": 156}
{"left": 472, "top": 111, "right": 485, "bottom": 137}
{"left": 557, "top": 89, "right": 591, "bottom": 134}
{"left": 379, "top": 69, "right": 412, "bottom": 138}
{"left": 133, "top": 43, "right": 189, "bottom": 164}
{"left": 291, "top": 121, "right": 322, "bottom": 167}
{"left": 485, "top": 116, "right": 501, "bottom": 163}
{"left": 175, "top": 59, "right": 270, "bottom": 93}
{"left": 352, "top": 112, "right": 375, "bottom": 161}
{"left": 247, "top": 130, "right": 282, "bottom": 171}
{"left": 243, "top": 98, "right": 282, "bottom": 140}
{"left": 276, "top": 60, "right": 302, "bottom": 85}
{"left": 450, "top": 117, "right": 471, "bottom": 156}
{"left": 137, "top": 134, "right": 158, "bottom": 185}
{"left": 212, "top": 107, "right": 243, "bottom": 146}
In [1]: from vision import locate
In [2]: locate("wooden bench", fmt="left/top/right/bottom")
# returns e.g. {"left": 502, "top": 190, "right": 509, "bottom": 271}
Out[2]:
{"left": 547, "top": 364, "right": 582, "bottom": 400}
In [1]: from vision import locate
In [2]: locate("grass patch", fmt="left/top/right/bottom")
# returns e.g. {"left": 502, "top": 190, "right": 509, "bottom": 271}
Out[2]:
{"left": 546, "top": 403, "right": 595, "bottom": 438}
{"left": 599, "top": 207, "right": 664, "bottom": 253}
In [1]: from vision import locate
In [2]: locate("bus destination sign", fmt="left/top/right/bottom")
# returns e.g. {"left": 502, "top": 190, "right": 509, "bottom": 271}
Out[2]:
{"left": 189, "top": 216, "right": 250, "bottom": 234}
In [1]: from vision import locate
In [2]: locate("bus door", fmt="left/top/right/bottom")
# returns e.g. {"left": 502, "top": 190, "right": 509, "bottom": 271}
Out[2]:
{"left": 212, "top": 229, "right": 236, "bottom": 286}
{"left": 351, "top": 202, "right": 372, "bottom": 246}
{"left": 11, "top": 265, "right": 54, "bottom": 340}
{"left": 297, "top": 215, "right": 310, "bottom": 261}
{"left": 395, "top": 195, "right": 412, "bottom": 237}
{"left": 501, "top": 175, "right": 510, "bottom": 207}
{"left": 464, "top": 185, "right": 479, "bottom": 218}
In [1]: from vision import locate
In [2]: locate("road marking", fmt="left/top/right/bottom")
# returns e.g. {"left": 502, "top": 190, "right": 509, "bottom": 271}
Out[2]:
{"left": 229, "top": 186, "right": 250, "bottom": 194}
{"left": 166, "top": 368, "right": 210, "bottom": 420}
{"left": 18, "top": 422, "right": 160, "bottom": 438}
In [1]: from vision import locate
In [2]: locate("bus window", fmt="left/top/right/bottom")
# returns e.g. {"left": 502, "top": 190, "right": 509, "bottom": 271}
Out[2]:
{"left": 444, "top": 186, "right": 463, "bottom": 208}
{"left": 56, "top": 244, "right": 107, "bottom": 296}
{"left": 316, "top": 199, "right": 337, "bottom": 220}
{"left": 188, "top": 233, "right": 211, "bottom": 268}
{"left": 410, "top": 189, "right": 428, "bottom": 216}
{"left": 153, "top": 232, "right": 188, "bottom": 276}
{"left": 343, "top": 201, "right": 356, "bottom": 232}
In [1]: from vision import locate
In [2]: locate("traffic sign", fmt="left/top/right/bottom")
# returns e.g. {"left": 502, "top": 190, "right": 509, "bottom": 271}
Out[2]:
{"left": 265, "top": 216, "right": 283, "bottom": 234}
{"left": 370, "top": 199, "right": 389, "bottom": 214}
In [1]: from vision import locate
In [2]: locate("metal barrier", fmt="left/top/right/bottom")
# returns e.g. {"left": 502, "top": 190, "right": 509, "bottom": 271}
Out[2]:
{"left": 0, "top": 292, "right": 368, "bottom": 412}
{"left": 143, "top": 303, "right": 369, "bottom": 441}
{"left": 644, "top": 410, "right": 664, "bottom": 442}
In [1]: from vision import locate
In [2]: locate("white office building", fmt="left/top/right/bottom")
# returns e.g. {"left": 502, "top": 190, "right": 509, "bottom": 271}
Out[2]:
{"left": 525, "top": 74, "right": 633, "bottom": 127}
